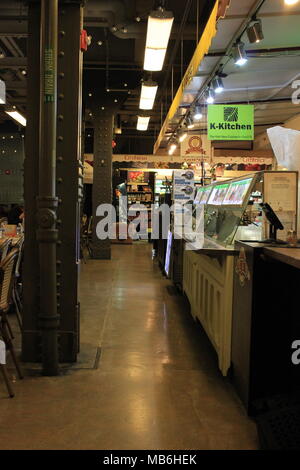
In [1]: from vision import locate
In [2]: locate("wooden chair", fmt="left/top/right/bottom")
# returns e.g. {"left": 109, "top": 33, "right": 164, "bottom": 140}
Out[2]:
{"left": 0, "top": 248, "right": 23, "bottom": 397}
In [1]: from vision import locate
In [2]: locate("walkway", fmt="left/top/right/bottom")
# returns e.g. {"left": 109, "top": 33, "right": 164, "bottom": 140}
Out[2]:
{"left": 0, "top": 244, "right": 258, "bottom": 449}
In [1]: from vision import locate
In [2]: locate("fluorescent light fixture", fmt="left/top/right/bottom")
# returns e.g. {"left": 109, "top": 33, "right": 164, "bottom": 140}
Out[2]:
{"left": 212, "top": 77, "right": 224, "bottom": 94}
{"left": 137, "top": 115, "right": 150, "bottom": 131}
{"left": 0, "top": 80, "right": 6, "bottom": 104}
{"left": 206, "top": 89, "right": 215, "bottom": 104}
{"left": 143, "top": 8, "right": 174, "bottom": 71}
{"left": 233, "top": 42, "right": 248, "bottom": 66}
{"left": 139, "top": 80, "right": 158, "bottom": 110}
{"left": 179, "top": 132, "right": 187, "bottom": 143}
{"left": 168, "top": 143, "right": 177, "bottom": 155}
{"left": 5, "top": 110, "right": 26, "bottom": 126}
{"left": 193, "top": 105, "right": 203, "bottom": 120}
{"left": 247, "top": 21, "right": 264, "bottom": 44}
{"left": 285, "top": 0, "right": 299, "bottom": 5}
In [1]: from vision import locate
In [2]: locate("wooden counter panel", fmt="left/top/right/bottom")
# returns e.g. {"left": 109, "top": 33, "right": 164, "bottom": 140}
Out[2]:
{"left": 263, "top": 247, "right": 300, "bottom": 270}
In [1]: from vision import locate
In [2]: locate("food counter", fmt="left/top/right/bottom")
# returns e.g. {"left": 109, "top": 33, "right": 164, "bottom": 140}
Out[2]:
{"left": 181, "top": 171, "right": 298, "bottom": 377}
{"left": 232, "top": 241, "right": 300, "bottom": 414}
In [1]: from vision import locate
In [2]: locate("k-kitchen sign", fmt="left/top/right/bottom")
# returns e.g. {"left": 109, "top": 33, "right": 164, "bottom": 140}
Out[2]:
{"left": 180, "top": 134, "right": 211, "bottom": 161}
{"left": 208, "top": 105, "right": 254, "bottom": 141}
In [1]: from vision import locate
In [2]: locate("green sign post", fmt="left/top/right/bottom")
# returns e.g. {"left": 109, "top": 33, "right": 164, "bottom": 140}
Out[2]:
{"left": 208, "top": 104, "right": 254, "bottom": 141}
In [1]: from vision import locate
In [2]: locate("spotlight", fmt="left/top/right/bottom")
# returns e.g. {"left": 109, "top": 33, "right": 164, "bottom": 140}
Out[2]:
{"left": 168, "top": 142, "right": 177, "bottom": 155}
{"left": 179, "top": 132, "right": 187, "bottom": 143}
{"left": 285, "top": 0, "right": 299, "bottom": 5}
{"left": 187, "top": 117, "right": 194, "bottom": 129}
{"left": 135, "top": 16, "right": 141, "bottom": 22}
{"left": 212, "top": 77, "right": 224, "bottom": 94}
{"left": 206, "top": 89, "right": 215, "bottom": 104}
{"left": 247, "top": 20, "right": 264, "bottom": 44}
{"left": 97, "top": 40, "right": 103, "bottom": 46}
{"left": 193, "top": 105, "right": 203, "bottom": 120}
{"left": 121, "top": 27, "right": 128, "bottom": 33}
{"left": 233, "top": 41, "right": 248, "bottom": 66}
{"left": 111, "top": 25, "right": 118, "bottom": 32}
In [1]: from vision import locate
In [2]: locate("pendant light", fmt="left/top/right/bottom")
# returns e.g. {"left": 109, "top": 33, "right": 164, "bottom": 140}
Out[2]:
{"left": 137, "top": 115, "right": 150, "bottom": 131}
{"left": 139, "top": 80, "right": 158, "bottom": 110}
{"left": 143, "top": 6, "right": 174, "bottom": 71}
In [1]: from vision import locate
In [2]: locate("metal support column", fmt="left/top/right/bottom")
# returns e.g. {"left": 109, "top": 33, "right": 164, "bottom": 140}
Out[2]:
{"left": 22, "top": 0, "right": 41, "bottom": 362}
{"left": 56, "top": 0, "right": 84, "bottom": 361}
{"left": 37, "top": 0, "right": 59, "bottom": 376}
{"left": 91, "top": 107, "right": 113, "bottom": 259}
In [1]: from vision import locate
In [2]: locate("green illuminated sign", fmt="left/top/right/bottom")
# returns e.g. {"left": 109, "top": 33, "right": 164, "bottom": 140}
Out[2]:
{"left": 208, "top": 105, "right": 254, "bottom": 141}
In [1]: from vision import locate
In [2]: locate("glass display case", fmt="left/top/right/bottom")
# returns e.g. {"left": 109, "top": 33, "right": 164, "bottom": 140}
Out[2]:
{"left": 192, "top": 171, "right": 298, "bottom": 247}
{"left": 192, "top": 173, "right": 262, "bottom": 247}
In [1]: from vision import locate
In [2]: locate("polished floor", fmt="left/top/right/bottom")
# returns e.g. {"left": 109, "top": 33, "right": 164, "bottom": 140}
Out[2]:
{"left": 0, "top": 243, "right": 258, "bottom": 449}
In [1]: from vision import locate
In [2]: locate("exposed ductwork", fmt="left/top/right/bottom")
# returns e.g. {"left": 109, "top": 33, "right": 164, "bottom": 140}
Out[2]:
{"left": 85, "top": 0, "right": 127, "bottom": 33}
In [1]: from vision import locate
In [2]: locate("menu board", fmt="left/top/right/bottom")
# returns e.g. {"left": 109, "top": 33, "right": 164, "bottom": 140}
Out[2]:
{"left": 207, "top": 183, "right": 230, "bottom": 205}
{"left": 223, "top": 177, "right": 253, "bottom": 206}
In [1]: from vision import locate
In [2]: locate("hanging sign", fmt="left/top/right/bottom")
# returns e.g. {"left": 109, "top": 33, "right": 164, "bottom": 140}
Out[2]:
{"left": 181, "top": 134, "right": 211, "bottom": 162}
{"left": 208, "top": 105, "right": 254, "bottom": 141}
{"left": 212, "top": 156, "right": 273, "bottom": 165}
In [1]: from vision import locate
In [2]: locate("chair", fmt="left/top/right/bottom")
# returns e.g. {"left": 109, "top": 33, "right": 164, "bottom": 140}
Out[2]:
{"left": 0, "top": 238, "right": 12, "bottom": 262}
{"left": 80, "top": 215, "right": 93, "bottom": 260}
{"left": 11, "top": 236, "right": 24, "bottom": 330}
{"left": 0, "top": 248, "right": 23, "bottom": 397}
{"left": 0, "top": 339, "right": 14, "bottom": 397}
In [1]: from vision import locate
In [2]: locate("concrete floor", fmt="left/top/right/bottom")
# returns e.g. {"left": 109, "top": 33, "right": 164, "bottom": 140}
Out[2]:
{"left": 0, "top": 243, "right": 258, "bottom": 450}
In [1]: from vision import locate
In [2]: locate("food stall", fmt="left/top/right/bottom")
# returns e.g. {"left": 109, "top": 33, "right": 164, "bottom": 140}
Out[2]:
{"left": 181, "top": 170, "right": 298, "bottom": 376}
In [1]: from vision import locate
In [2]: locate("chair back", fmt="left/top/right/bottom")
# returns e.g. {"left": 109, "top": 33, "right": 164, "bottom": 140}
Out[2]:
{"left": 0, "top": 239, "right": 12, "bottom": 263}
{"left": 0, "top": 248, "right": 19, "bottom": 311}
{"left": 87, "top": 216, "right": 93, "bottom": 235}
{"left": 14, "top": 236, "right": 24, "bottom": 278}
